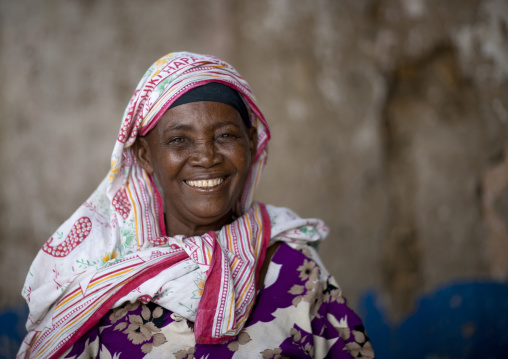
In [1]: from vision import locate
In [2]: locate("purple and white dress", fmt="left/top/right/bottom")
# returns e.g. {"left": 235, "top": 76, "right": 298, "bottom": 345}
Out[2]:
{"left": 63, "top": 240, "right": 374, "bottom": 359}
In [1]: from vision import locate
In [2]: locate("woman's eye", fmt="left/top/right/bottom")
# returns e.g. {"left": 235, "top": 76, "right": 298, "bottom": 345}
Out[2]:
{"left": 219, "top": 133, "right": 237, "bottom": 139}
{"left": 167, "top": 137, "right": 185, "bottom": 144}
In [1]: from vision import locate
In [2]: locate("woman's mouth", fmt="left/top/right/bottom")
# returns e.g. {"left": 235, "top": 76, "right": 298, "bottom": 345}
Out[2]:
{"left": 185, "top": 177, "right": 225, "bottom": 189}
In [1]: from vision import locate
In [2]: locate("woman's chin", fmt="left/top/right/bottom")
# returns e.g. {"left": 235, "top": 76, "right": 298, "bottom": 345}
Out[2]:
{"left": 188, "top": 207, "right": 235, "bottom": 227}
{"left": 165, "top": 203, "right": 236, "bottom": 236}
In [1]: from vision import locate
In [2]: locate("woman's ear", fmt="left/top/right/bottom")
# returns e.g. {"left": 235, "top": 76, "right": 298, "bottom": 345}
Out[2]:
{"left": 248, "top": 127, "right": 258, "bottom": 159}
{"left": 133, "top": 137, "right": 154, "bottom": 174}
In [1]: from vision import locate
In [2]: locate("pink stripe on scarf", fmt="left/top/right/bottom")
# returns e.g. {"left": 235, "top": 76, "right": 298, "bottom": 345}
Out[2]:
{"left": 194, "top": 203, "right": 271, "bottom": 344}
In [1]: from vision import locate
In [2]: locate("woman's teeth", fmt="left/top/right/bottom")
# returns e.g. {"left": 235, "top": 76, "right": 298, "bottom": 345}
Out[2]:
{"left": 186, "top": 178, "right": 224, "bottom": 188}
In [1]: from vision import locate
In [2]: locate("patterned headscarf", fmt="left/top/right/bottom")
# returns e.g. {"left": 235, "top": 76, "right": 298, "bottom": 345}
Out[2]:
{"left": 112, "top": 52, "right": 270, "bottom": 240}
{"left": 19, "top": 52, "right": 274, "bottom": 358}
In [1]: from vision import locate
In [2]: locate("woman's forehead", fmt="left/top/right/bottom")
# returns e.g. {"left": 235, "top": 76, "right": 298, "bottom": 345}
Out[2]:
{"left": 155, "top": 101, "right": 244, "bottom": 132}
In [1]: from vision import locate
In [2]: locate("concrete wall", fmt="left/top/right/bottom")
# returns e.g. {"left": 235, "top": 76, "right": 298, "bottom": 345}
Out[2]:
{"left": 1, "top": 0, "right": 507, "bottom": 356}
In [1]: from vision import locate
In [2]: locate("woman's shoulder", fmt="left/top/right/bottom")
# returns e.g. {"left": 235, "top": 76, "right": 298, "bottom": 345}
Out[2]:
{"left": 262, "top": 203, "right": 330, "bottom": 245}
{"left": 252, "top": 241, "right": 375, "bottom": 358}
{"left": 266, "top": 240, "right": 338, "bottom": 290}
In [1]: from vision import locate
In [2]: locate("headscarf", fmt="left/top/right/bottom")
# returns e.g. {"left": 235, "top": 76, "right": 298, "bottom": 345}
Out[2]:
{"left": 114, "top": 52, "right": 270, "bottom": 235}
{"left": 168, "top": 81, "right": 250, "bottom": 126}
{"left": 18, "top": 52, "right": 327, "bottom": 359}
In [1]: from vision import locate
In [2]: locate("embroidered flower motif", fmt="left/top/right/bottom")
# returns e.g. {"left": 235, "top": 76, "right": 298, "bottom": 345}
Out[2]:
{"left": 170, "top": 312, "right": 185, "bottom": 322}
{"left": 124, "top": 314, "right": 156, "bottom": 344}
{"left": 322, "top": 279, "right": 345, "bottom": 305}
{"left": 304, "top": 277, "right": 324, "bottom": 316}
{"left": 23, "top": 286, "right": 32, "bottom": 303}
{"left": 337, "top": 326, "right": 351, "bottom": 341}
{"left": 260, "top": 347, "right": 285, "bottom": 359}
{"left": 324, "top": 288, "right": 345, "bottom": 304}
{"left": 288, "top": 262, "right": 324, "bottom": 316}
{"left": 290, "top": 327, "right": 302, "bottom": 342}
{"left": 288, "top": 326, "right": 314, "bottom": 357}
{"left": 109, "top": 301, "right": 139, "bottom": 324}
{"left": 295, "top": 245, "right": 312, "bottom": 258}
{"left": 297, "top": 259, "right": 318, "bottom": 281}
{"left": 344, "top": 327, "right": 375, "bottom": 359}
{"left": 288, "top": 285, "right": 304, "bottom": 296}
{"left": 288, "top": 284, "right": 304, "bottom": 307}
{"left": 98, "top": 344, "right": 121, "bottom": 359}
{"left": 140, "top": 333, "right": 167, "bottom": 354}
{"left": 227, "top": 331, "right": 251, "bottom": 351}
{"left": 102, "top": 249, "right": 119, "bottom": 263}
{"left": 174, "top": 346, "right": 195, "bottom": 359}
{"left": 116, "top": 304, "right": 167, "bottom": 354}
{"left": 191, "top": 278, "right": 205, "bottom": 299}
{"left": 304, "top": 276, "right": 319, "bottom": 295}
{"left": 303, "top": 342, "right": 314, "bottom": 357}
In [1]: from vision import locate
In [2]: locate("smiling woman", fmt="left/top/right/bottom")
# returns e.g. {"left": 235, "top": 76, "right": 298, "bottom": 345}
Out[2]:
{"left": 18, "top": 52, "right": 374, "bottom": 359}
{"left": 135, "top": 98, "right": 257, "bottom": 237}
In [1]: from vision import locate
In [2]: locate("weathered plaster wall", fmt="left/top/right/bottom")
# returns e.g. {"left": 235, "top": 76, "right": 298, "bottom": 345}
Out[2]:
{"left": 1, "top": 0, "right": 507, "bottom": 346}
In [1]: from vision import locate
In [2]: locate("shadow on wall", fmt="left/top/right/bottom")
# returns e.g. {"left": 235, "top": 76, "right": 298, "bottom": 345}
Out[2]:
{"left": 358, "top": 281, "right": 508, "bottom": 359}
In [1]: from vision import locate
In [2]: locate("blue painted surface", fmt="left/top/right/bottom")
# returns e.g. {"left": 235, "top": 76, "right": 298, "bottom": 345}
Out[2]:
{"left": 0, "top": 304, "right": 28, "bottom": 359}
{"left": 358, "top": 282, "right": 508, "bottom": 359}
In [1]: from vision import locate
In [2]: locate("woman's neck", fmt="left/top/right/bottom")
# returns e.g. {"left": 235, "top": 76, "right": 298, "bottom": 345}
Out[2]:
{"left": 164, "top": 211, "right": 236, "bottom": 237}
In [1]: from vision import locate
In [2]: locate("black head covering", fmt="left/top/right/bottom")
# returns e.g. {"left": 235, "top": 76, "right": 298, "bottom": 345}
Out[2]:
{"left": 169, "top": 82, "right": 251, "bottom": 127}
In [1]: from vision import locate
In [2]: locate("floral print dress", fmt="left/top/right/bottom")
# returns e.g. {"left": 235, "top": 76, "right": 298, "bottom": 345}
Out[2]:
{"left": 62, "top": 243, "right": 374, "bottom": 359}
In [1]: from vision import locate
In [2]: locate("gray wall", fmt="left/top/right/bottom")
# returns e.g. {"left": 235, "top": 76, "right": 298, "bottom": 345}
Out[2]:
{"left": 1, "top": 0, "right": 507, "bottom": 326}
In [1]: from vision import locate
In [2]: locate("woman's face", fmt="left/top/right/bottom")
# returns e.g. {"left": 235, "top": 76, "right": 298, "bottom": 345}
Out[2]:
{"left": 135, "top": 101, "right": 257, "bottom": 237}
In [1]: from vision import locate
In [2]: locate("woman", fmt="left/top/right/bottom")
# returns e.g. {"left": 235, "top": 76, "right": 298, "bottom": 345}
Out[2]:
{"left": 19, "top": 52, "right": 374, "bottom": 358}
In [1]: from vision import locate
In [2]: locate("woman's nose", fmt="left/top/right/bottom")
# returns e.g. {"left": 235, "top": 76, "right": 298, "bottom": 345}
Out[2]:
{"left": 188, "top": 140, "right": 223, "bottom": 167}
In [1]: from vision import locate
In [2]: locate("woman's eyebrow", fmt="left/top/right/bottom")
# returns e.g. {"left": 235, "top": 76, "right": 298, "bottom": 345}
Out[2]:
{"left": 161, "top": 121, "right": 240, "bottom": 135}
{"left": 163, "top": 123, "right": 193, "bottom": 132}
{"left": 214, "top": 121, "right": 241, "bottom": 129}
